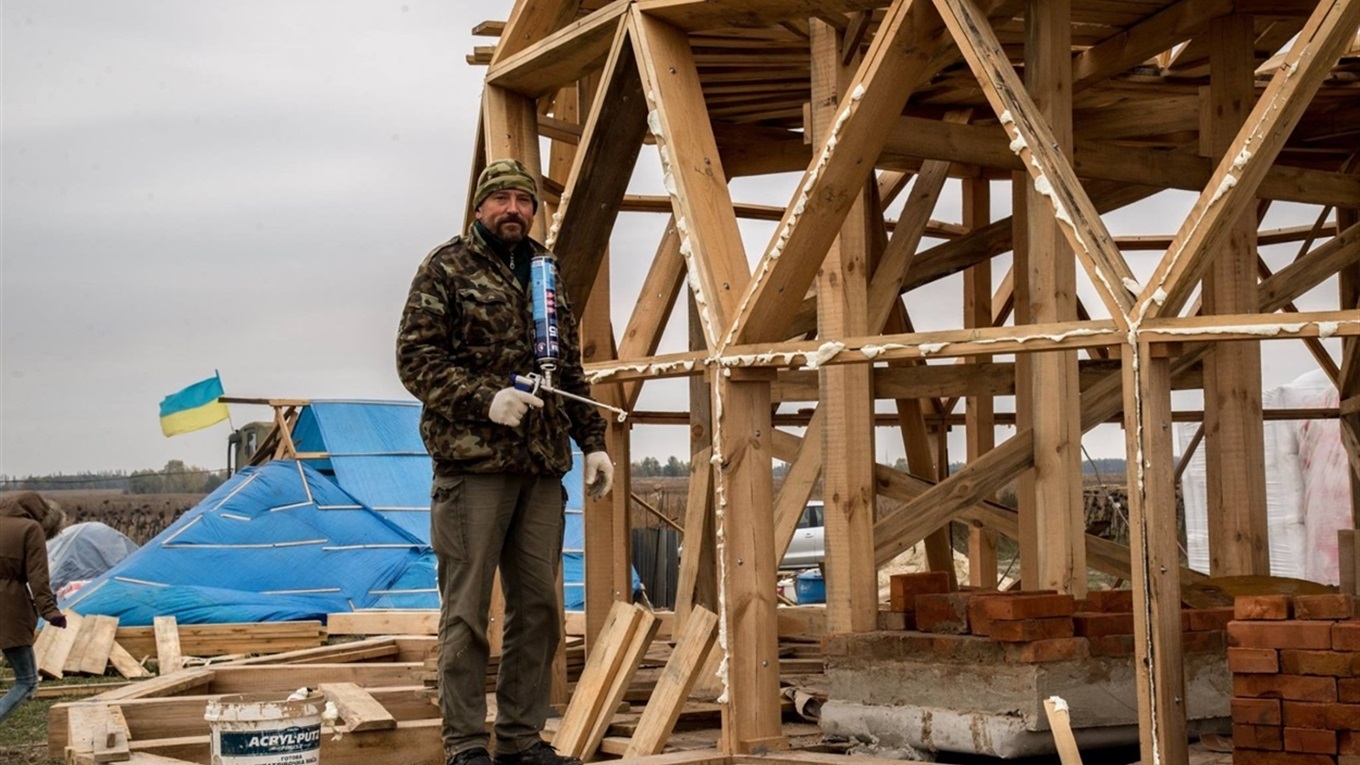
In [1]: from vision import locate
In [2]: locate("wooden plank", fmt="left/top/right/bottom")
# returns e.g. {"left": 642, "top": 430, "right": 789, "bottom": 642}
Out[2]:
{"left": 1340, "top": 529, "right": 1359, "bottom": 596}
{"left": 64, "top": 613, "right": 101, "bottom": 675}
{"left": 93, "top": 669, "right": 214, "bottom": 701}
{"left": 624, "top": 605, "right": 720, "bottom": 758}
{"left": 582, "top": 606, "right": 660, "bottom": 760}
{"left": 1257, "top": 219, "right": 1360, "bottom": 312}
{"left": 35, "top": 610, "right": 81, "bottom": 679}
{"left": 106, "top": 641, "right": 150, "bottom": 680}
{"left": 223, "top": 636, "right": 400, "bottom": 666}
{"left": 77, "top": 615, "right": 120, "bottom": 676}
{"left": 1122, "top": 343, "right": 1189, "bottom": 765}
{"left": 1042, "top": 697, "right": 1083, "bottom": 765}
{"left": 771, "top": 408, "right": 823, "bottom": 570}
{"left": 1135, "top": 0, "right": 1360, "bottom": 320}
{"left": 548, "top": 16, "right": 648, "bottom": 315}
{"left": 618, "top": 221, "right": 686, "bottom": 410}
{"left": 319, "top": 682, "right": 398, "bottom": 732}
{"left": 152, "top": 616, "right": 182, "bottom": 675}
{"left": 95, "top": 705, "right": 130, "bottom": 764}
{"left": 554, "top": 601, "right": 642, "bottom": 757}
{"left": 810, "top": 17, "right": 878, "bottom": 634}
{"left": 932, "top": 0, "right": 1136, "bottom": 324}
{"left": 325, "top": 611, "right": 438, "bottom": 636}
{"left": 673, "top": 447, "right": 714, "bottom": 632}
{"left": 630, "top": 7, "right": 750, "bottom": 347}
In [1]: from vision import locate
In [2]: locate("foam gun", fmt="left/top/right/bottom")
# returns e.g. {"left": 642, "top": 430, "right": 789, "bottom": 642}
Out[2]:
{"left": 517, "top": 255, "right": 628, "bottom": 423}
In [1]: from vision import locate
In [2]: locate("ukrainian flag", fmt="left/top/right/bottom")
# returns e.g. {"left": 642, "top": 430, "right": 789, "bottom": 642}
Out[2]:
{"left": 159, "top": 373, "right": 230, "bottom": 436}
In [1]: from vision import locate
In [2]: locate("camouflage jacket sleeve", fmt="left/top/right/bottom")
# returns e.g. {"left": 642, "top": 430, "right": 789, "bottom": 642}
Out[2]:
{"left": 395, "top": 242, "right": 500, "bottom": 423}
{"left": 550, "top": 274, "right": 608, "bottom": 455}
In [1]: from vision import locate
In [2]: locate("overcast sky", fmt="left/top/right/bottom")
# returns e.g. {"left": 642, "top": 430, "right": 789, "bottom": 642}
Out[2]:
{"left": 1, "top": 2, "right": 1340, "bottom": 480}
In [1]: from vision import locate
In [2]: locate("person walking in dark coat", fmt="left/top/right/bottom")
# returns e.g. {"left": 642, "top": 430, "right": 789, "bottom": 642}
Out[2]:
{"left": 1, "top": 492, "right": 68, "bottom": 724}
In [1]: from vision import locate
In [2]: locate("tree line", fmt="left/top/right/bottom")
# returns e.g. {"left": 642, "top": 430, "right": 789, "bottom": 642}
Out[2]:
{"left": 1, "top": 460, "right": 228, "bottom": 495}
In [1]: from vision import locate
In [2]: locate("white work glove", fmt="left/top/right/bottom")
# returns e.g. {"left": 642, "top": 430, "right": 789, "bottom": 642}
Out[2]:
{"left": 584, "top": 451, "right": 614, "bottom": 499}
{"left": 488, "top": 387, "right": 543, "bottom": 427}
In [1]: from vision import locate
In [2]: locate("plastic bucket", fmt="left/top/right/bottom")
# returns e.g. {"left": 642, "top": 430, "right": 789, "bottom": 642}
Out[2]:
{"left": 795, "top": 570, "right": 825, "bottom": 604}
{"left": 205, "top": 691, "right": 324, "bottom": 765}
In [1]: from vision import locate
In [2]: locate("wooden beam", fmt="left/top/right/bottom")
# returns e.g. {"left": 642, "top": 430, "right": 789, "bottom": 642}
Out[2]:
{"left": 630, "top": 8, "right": 751, "bottom": 347}
{"left": 491, "top": 0, "right": 582, "bottom": 66}
{"left": 1071, "top": 0, "right": 1234, "bottom": 90}
{"left": 1257, "top": 219, "right": 1360, "bottom": 309}
{"left": 963, "top": 176, "right": 998, "bottom": 588}
{"left": 933, "top": 0, "right": 1136, "bottom": 324}
{"left": 882, "top": 115, "right": 1360, "bottom": 207}
{"left": 549, "top": 18, "right": 649, "bottom": 315}
{"left": 1135, "top": 0, "right": 1360, "bottom": 321}
{"left": 618, "top": 221, "right": 686, "bottom": 410}
{"left": 623, "top": 606, "right": 719, "bottom": 758}
{"left": 725, "top": 0, "right": 1008, "bottom": 347}
{"left": 487, "top": 1, "right": 628, "bottom": 96}
{"left": 635, "top": 0, "right": 889, "bottom": 32}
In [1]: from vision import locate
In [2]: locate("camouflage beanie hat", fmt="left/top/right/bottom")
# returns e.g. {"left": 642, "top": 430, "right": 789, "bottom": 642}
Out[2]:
{"left": 473, "top": 158, "right": 538, "bottom": 212}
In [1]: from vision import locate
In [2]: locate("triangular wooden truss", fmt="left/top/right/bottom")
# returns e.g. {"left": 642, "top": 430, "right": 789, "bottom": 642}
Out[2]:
{"left": 471, "top": 1, "right": 1360, "bottom": 762}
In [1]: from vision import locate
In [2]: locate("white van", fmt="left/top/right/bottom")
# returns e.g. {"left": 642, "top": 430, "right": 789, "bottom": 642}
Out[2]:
{"left": 781, "top": 501, "right": 825, "bottom": 570}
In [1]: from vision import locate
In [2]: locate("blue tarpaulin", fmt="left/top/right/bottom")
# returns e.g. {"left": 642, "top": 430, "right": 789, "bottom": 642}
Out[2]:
{"left": 64, "top": 399, "right": 616, "bottom": 625}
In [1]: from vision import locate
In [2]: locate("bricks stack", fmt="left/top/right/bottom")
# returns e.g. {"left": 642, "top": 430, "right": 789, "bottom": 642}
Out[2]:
{"left": 879, "top": 573, "right": 1230, "bottom": 665}
{"left": 1228, "top": 593, "right": 1360, "bottom": 764}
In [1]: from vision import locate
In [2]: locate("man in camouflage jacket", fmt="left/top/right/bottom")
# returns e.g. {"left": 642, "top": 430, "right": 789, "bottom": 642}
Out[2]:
{"left": 397, "top": 158, "right": 612, "bottom": 765}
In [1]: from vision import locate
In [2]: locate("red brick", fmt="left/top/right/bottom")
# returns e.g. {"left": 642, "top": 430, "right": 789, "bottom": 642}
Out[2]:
{"left": 1229, "top": 621, "right": 1335, "bottom": 650}
{"left": 1234, "top": 723, "right": 1283, "bottom": 750}
{"left": 1234, "top": 674, "right": 1338, "bottom": 702}
{"left": 1282, "top": 701, "right": 1331, "bottom": 729}
{"left": 1079, "top": 588, "right": 1133, "bottom": 613}
{"left": 1284, "top": 727, "right": 1337, "bottom": 754}
{"left": 1234, "top": 697, "right": 1282, "bottom": 725}
{"left": 1237, "top": 595, "right": 1294, "bottom": 621}
{"left": 1186, "top": 606, "right": 1236, "bottom": 632}
{"left": 1233, "top": 752, "right": 1335, "bottom": 765}
{"left": 876, "top": 610, "right": 914, "bottom": 631}
{"left": 889, "top": 572, "right": 950, "bottom": 613}
{"left": 1343, "top": 678, "right": 1360, "bottom": 704}
{"left": 1335, "top": 621, "right": 1360, "bottom": 652}
{"left": 1328, "top": 703, "right": 1360, "bottom": 731}
{"left": 1280, "top": 649, "right": 1360, "bottom": 677}
{"left": 1088, "top": 634, "right": 1135, "bottom": 657}
{"left": 1002, "top": 637, "right": 1089, "bottom": 663}
{"left": 1182, "top": 629, "right": 1227, "bottom": 654}
{"left": 1294, "top": 594, "right": 1357, "bottom": 621}
{"left": 1231, "top": 647, "right": 1281, "bottom": 674}
{"left": 966, "top": 590, "right": 1057, "bottom": 637}
{"left": 1343, "top": 730, "right": 1360, "bottom": 754}
{"left": 916, "top": 593, "right": 972, "bottom": 635}
{"left": 987, "top": 617, "right": 1074, "bottom": 643}
{"left": 980, "top": 593, "right": 1076, "bottom": 621}
{"left": 1074, "top": 612, "right": 1134, "bottom": 637}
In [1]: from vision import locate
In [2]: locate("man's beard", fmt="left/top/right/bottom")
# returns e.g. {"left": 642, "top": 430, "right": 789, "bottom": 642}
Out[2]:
{"left": 493, "top": 216, "right": 527, "bottom": 242}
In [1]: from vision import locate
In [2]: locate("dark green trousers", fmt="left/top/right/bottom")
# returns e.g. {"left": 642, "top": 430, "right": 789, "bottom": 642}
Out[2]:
{"left": 431, "top": 473, "right": 564, "bottom": 757}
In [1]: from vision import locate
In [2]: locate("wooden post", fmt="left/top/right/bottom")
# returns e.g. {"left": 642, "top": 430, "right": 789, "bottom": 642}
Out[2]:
{"left": 713, "top": 371, "right": 785, "bottom": 753}
{"left": 810, "top": 18, "right": 878, "bottom": 634}
{"left": 963, "top": 176, "right": 998, "bottom": 588}
{"left": 1123, "top": 342, "right": 1189, "bottom": 765}
{"left": 1201, "top": 13, "right": 1270, "bottom": 576}
{"left": 1024, "top": 0, "right": 1086, "bottom": 596}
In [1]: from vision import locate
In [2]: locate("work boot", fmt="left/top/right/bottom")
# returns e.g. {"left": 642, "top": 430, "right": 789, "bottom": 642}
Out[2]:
{"left": 494, "top": 741, "right": 582, "bottom": 765}
{"left": 448, "top": 747, "right": 493, "bottom": 765}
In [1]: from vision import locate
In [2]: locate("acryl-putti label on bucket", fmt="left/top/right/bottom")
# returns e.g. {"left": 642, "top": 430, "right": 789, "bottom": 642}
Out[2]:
{"left": 216, "top": 723, "right": 320, "bottom": 765}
